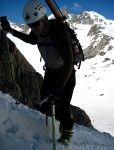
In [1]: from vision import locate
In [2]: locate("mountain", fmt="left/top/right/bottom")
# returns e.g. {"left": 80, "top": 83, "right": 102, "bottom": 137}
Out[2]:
{"left": 0, "top": 91, "right": 114, "bottom": 150}
{"left": 1, "top": 10, "right": 114, "bottom": 149}
{"left": 9, "top": 22, "right": 30, "bottom": 34}
{"left": 10, "top": 10, "right": 114, "bottom": 60}
{"left": 62, "top": 10, "right": 114, "bottom": 59}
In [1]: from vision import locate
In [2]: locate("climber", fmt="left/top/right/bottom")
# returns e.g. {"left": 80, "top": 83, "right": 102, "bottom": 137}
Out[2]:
{"left": 1, "top": 0, "right": 76, "bottom": 145}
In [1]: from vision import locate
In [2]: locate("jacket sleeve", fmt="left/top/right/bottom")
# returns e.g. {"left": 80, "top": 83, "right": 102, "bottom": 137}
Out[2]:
{"left": 54, "top": 27, "right": 74, "bottom": 89}
{"left": 12, "top": 29, "right": 38, "bottom": 45}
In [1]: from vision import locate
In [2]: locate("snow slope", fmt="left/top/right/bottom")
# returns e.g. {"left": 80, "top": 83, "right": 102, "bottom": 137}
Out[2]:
{"left": 7, "top": 16, "right": 114, "bottom": 137}
{"left": 72, "top": 53, "right": 114, "bottom": 136}
{"left": 0, "top": 91, "right": 114, "bottom": 150}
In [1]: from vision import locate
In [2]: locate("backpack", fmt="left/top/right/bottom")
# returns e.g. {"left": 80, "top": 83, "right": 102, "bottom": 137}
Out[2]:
{"left": 49, "top": 19, "right": 84, "bottom": 69}
{"left": 65, "top": 24, "right": 84, "bottom": 69}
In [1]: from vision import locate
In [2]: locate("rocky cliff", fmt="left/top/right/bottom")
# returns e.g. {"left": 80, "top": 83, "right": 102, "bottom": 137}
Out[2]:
{"left": 0, "top": 28, "right": 43, "bottom": 107}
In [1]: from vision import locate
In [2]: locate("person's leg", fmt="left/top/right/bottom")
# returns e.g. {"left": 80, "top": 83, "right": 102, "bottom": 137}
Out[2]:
{"left": 40, "top": 71, "right": 54, "bottom": 115}
{"left": 57, "top": 70, "right": 76, "bottom": 144}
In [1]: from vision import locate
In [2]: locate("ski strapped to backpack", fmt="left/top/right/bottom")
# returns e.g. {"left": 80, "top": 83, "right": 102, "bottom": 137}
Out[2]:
{"left": 45, "top": 0, "right": 84, "bottom": 69}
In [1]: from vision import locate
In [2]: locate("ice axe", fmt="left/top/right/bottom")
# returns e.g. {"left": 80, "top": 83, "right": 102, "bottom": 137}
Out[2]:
{"left": 40, "top": 97, "right": 56, "bottom": 150}
{"left": 51, "top": 99, "right": 56, "bottom": 150}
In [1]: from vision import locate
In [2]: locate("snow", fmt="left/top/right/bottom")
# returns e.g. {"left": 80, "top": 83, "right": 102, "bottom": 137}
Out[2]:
{"left": 1, "top": 12, "right": 114, "bottom": 149}
{"left": 8, "top": 34, "right": 45, "bottom": 75}
{"left": 73, "top": 24, "right": 92, "bottom": 49}
{"left": 101, "top": 25, "right": 114, "bottom": 37}
{"left": 7, "top": 19, "right": 114, "bottom": 138}
{"left": 0, "top": 91, "right": 114, "bottom": 150}
{"left": 85, "top": 11, "right": 114, "bottom": 26}
{"left": 72, "top": 54, "right": 114, "bottom": 136}
{"left": 3, "top": 35, "right": 114, "bottom": 150}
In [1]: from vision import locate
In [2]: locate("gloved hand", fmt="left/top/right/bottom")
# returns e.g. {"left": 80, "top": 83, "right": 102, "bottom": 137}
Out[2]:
{"left": 1, "top": 17, "right": 11, "bottom": 32}
{"left": 49, "top": 88, "right": 63, "bottom": 102}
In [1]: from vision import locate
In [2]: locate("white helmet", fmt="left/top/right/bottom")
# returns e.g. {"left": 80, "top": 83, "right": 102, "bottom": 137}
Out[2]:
{"left": 23, "top": 0, "right": 47, "bottom": 24}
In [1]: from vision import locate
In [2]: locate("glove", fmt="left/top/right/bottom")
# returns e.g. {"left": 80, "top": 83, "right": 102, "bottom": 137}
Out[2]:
{"left": 49, "top": 88, "right": 62, "bottom": 102}
{"left": 1, "top": 17, "right": 11, "bottom": 32}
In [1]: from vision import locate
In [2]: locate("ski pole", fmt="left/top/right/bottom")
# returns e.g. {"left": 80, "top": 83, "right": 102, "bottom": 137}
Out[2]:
{"left": 51, "top": 99, "right": 56, "bottom": 150}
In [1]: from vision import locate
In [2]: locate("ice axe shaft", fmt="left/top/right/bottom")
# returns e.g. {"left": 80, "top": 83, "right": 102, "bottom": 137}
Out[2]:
{"left": 51, "top": 100, "right": 56, "bottom": 150}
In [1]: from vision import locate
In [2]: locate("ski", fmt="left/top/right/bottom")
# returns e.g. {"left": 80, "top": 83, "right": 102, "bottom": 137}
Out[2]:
{"left": 45, "top": 0, "right": 66, "bottom": 22}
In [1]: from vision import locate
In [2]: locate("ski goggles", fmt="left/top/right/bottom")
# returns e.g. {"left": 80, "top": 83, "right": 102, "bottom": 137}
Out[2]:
{"left": 28, "top": 20, "right": 41, "bottom": 28}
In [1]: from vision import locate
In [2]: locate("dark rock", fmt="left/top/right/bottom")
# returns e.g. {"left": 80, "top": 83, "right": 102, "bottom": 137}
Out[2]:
{"left": 70, "top": 105, "right": 93, "bottom": 128}
{"left": 0, "top": 29, "right": 43, "bottom": 105}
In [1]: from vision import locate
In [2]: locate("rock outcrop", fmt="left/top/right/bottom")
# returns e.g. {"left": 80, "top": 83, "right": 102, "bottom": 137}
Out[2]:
{"left": 0, "top": 28, "right": 43, "bottom": 105}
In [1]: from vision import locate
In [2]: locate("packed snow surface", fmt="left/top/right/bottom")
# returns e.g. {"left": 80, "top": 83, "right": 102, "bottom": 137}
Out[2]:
{"left": 0, "top": 92, "right": 114, "bottom": 150}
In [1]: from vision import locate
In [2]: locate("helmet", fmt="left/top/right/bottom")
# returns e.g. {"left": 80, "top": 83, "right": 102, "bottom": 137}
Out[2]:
{"left": 23, "top": 0, "right": 47, "bottom": 24}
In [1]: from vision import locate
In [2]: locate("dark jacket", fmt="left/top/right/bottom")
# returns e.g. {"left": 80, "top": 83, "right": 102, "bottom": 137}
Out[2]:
{"left": 12, "top": 19, "right": 74, "bottom": 89}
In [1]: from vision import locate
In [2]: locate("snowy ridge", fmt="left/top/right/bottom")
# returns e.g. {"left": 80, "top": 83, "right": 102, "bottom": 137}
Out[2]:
{"left": 61, "top": 10, "right": 114, "bottom": 58}
{"left": 0, "top": 91, "right": 114, "bottom": 150}
{"left": 9, "top": 21, "right": 30, "bottom": 34}
{"left": 82, "top": 11, "right": 114, "bottom": 25}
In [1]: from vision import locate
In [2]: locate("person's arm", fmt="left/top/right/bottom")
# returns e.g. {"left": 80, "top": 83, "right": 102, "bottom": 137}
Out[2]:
{"left": 1, "top": 18, "right": 37, "bottom": 45}
{"left": 10, "top": 28, "right": 38, "bottom": 45}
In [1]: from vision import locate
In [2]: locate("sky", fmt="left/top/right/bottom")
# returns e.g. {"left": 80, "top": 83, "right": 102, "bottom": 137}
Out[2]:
{"left": 0, "top": 0, "right": 114, "bottom": 24}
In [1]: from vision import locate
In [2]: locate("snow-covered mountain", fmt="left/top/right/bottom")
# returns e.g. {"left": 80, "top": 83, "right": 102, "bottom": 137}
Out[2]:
{"left": 9, "top": 22, "right": 30, "bottom": 34}
{"left": 63, "top": 10, "right": 114, "bottom": 59}
{"left": 10, "top": 10, "right": 114, "bottom": 60}
{"left": 1, "top": 10, "right": 114, "bottom": 149}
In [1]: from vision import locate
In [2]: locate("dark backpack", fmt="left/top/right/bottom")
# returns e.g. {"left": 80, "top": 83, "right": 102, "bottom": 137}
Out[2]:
{"left": 38, "top": 19, "right": 84, "bottom": 69}
{"left": 49, "top": 19, "right": 84, "bottom": 69}
{"left": 67, "top": 26, "right": 84, "bottom": 69}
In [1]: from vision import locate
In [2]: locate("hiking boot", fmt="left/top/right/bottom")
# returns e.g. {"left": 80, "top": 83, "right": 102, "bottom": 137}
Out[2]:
{"left": 58, "top": 128, "right": 73, "bottom": 145}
